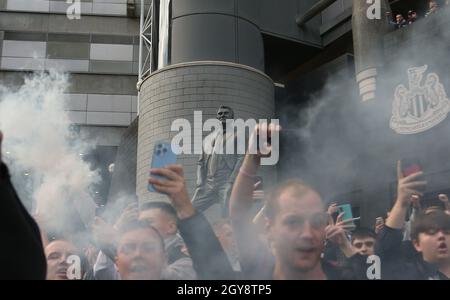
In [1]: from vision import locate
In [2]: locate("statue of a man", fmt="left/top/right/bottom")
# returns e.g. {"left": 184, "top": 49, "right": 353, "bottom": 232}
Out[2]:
{"left": 191, "top": 106, "right": 244, "bottom": 219}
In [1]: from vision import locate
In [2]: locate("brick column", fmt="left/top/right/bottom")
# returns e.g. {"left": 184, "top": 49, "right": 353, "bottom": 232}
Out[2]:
{"left": 137, "top": 61, "right": 276, "bottom": 205}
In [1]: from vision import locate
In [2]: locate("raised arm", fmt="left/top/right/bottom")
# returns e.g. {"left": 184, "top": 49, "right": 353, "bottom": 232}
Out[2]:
{"left": 149, "top": 164, "right": 235, "bottom": 279}
{"left": 386, "top": 160, "right": 426, "bottom": 229}
{"left": 228, "top": 124, "right": 280, "bottom": 275}
{"left": 377, "top": 161, "right": 426, "bottom": 259}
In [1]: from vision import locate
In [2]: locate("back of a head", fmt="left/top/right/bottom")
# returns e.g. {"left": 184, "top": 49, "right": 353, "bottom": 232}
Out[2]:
{"left": 140, "top": 201, "right": 178, "bottom": 222}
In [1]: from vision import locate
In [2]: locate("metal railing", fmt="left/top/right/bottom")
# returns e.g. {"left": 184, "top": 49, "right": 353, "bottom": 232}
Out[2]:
{"left": 137, "top": 0, "right": 155, "bottom": 114}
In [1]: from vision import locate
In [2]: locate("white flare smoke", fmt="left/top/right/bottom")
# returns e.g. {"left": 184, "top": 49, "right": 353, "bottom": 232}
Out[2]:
{"left": 0, "top": 71, "right": 99, "bottom": 230}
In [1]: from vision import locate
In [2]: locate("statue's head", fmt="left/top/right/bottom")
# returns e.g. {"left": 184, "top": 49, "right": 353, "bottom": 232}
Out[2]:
{"left": 216, "top": 105, "right": 234, "bottom": 124}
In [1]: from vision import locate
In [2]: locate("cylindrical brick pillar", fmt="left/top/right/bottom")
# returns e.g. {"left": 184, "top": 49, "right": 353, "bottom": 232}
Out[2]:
{"left": 137, "top": 61, "right": 275, "bottom": 204}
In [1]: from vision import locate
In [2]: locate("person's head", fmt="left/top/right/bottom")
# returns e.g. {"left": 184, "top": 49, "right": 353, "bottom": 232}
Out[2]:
{"left": 45, "top": 239, "right": 80, "bottom": 280}
{"left": 213, "top": 219, "right": 235, "bottom": 252}
{"left": 425, "top": 206, "right": 444, "bottom": 214}
{"left": 115, "top": 221, "right": 167, "bottom": 280}
{"left": 351, "top": 228, "right": 377, "bottom": 256}
{"left": 408, "top": 10, "right": 417, "bottom": 19}
{"left": 264, "top": 179, "right": 327, "bottom": 274}
{"left": 216, "top": 105, "right": 234, "bottom": 124}
{"left": 412, "top": 210, "right": 450, "bottom": 265}
{"left": 139, "top": 202, "right": 178, "bottom": 239}
{"left": 396, "top": 14, "right": 404, "bottom": 23}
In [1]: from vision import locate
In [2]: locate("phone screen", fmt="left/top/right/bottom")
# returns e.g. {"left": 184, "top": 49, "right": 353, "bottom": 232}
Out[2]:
{"left": 402, "top": 159, "right": 422, "bottom": 177}
{"left": 337, "top": 204, "right": 355, "bottom": 225}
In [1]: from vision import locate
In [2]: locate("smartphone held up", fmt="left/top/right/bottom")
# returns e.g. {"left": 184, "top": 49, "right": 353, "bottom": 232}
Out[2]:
{"left": 148, "top": 141, "right": 177, "bottom": 193}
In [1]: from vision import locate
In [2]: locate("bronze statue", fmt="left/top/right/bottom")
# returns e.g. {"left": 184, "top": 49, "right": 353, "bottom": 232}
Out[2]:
{"left": 191, "top": 106, "right": 244, "bottom": 219}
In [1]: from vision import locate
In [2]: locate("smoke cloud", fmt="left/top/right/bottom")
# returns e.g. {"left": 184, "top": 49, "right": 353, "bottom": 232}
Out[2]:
{"left": 0, "top": 70, "right": 99, "bottom": 235}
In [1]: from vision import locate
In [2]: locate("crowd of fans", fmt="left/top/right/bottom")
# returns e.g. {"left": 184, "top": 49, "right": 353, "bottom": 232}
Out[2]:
{"left": 1, "top": 122, "right": 449, "bottom": 280}
{"left": 387, "top": 0, "right": 449, "bottom": 29}
{"left": 1, "top": 2, "right": 450, "bottom": 280}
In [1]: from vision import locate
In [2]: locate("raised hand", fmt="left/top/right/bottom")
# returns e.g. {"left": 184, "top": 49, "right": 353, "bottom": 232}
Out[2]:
{"left": 325, "top": 212, "right": 356, "bottom": 257}
{"left": 375, "top": 217, "right": 385, "bottom": 235}
{"left": 148, "top": 164, "right": 195, "bottom": 219}
{"left": 396, "top": 160, "right": 427, "bottom": 208}
{"left": 386, "top": 161, "right": 427, "bottom": 229}
{"left": 248, "top": 123, "right": 281, "bottom": 159}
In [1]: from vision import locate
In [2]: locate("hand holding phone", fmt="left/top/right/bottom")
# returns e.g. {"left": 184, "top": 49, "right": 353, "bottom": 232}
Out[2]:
{"left": 396, "top": 160, "right": 427, "bottom": 207}
{"left": 401, "top": 158, "right": 422, "bottom": 177}
{"left": 148, "top": 142, "right": 177, "bottom": 193}
{"left": 375, "top": 217, "right": 384, "bottom": 226}
{"left": 336, "top": 204, "right": 359, "bottom": 227}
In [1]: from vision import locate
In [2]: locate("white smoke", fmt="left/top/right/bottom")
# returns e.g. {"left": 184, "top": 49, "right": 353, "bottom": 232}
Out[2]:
{"left": 0, "top": 70, "right": 99, "bottom": 232}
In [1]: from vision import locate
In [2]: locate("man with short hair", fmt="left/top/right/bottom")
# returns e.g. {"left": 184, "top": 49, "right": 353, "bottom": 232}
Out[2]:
{"left": 386, "top": 12, "right": 407, "bottom": 29}
{"left": 411, "top": 211, "right": 450, "bottom": 279}
{"left": 139, "top": 202, "right": 196, "bottom": 279}
{"left": 45, "top": 239, "right": 82, "bottom": 280}
{"left": 229, "top": 124, "right": 365, "bottom": 280}
{"left": 115, "top": 221, "right": 167, "bottom": 280}
{"left": 351, "top": 228, "right": 377, "bottom": 256}
{"left": 139, "top": 202, "right": 178, "bottom": 238}
{"left": 149, "top": 164, "right": 237, "bottom": 279}
{"left": 93, "top": 201, "right": 196, "bottom": 280}
{"left": 264, "top": 180, "right": 330, "bottom": 279}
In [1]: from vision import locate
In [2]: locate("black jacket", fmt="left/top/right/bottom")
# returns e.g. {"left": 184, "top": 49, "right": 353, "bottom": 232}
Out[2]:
{"left": 178, "top": 212, "right": 237, "bottom": 280}
{"left": 0, "top": 163, "right": 47, "bottom": 279}
{"left": 376, "top": 225, "right": 448, "bottom": 280}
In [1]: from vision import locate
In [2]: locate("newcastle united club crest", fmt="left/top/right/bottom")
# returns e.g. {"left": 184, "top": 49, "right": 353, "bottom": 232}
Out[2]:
{"left": 390, "top": 65, "right": 450, "bottom": 134}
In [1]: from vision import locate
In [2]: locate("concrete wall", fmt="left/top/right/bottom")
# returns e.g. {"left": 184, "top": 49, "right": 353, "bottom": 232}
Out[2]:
{"left": 1, "top": 0, "right": 130, "bottom": 16}
{"left": 137, "top": 61, "right": 275, "bottom": 204}
{"left": 170, "top": 0, "right": 325, "bottom": 71}
{"left": 171, "top": 0, "right": 265, "bottom": 71}
{"left": 245, "top": 0, "right": 322, "bottom": 46}
{"left": 320, "top": 0, "right": 353, "bottom": 46}
{"left": 0, "top": 27, "right": 140, "bottom": 75}
{"left": 0, "top": 7, "right": 140, "bottom": 130}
